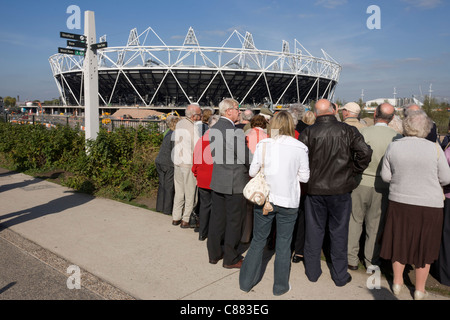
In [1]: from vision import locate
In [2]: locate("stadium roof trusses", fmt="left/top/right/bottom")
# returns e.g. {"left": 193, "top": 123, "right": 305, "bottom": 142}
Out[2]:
{"left": 49, "top": 27, "right": 342, "bottom": 107}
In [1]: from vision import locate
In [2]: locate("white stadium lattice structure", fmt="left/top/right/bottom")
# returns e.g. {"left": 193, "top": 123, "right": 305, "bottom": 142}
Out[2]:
{"left": 49, "top": 27, "right": 342, "bottom": 108}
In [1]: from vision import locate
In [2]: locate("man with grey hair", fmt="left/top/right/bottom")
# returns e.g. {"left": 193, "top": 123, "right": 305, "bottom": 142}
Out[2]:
{"left": 403, "top": 103, "right": 438, "bottom": 142}
{"left": 207, "top": 98, "right": 252, "bottom": 269}
{"left": 172, "top": 104, "right": 202, "bottom": 228}
{"left": 237, "top": 108, "right": 254, "bottom": 130}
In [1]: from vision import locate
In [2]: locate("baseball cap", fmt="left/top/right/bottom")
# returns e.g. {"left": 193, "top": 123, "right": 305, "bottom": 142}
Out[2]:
{"left": 341, "top": 102, "right": 361, "bottom": 114}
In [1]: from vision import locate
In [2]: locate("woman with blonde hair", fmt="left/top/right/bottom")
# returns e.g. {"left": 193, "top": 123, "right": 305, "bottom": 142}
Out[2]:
{"left": 239, "top": 111, "right": 310, "bottom": 296}
{"left": 302, "top": 110, "right": 316, "bottom": 126}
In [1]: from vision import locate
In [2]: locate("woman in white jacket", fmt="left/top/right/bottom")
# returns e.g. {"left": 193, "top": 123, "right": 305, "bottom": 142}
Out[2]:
{"left": 239, "top": 111, "right": 310, "bottom": 296}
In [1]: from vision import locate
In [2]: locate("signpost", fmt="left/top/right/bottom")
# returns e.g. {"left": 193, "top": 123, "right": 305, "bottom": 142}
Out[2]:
{"left": 60, "top": 32, "right": 86, "bottom": 41}
{"left": 67, "top": 40, "right": 87, "bottom": 48}
{"left": 58, "top": 11, "right": 108, "bottom": 145}
{"left": 58, "top": 47, "right": 85, "bottom": 56}
{"left": 83, "top": 11, "right": 99, "bottom": 143}
{"left": 91, "top": 41, "right": 108, "bottom": 51}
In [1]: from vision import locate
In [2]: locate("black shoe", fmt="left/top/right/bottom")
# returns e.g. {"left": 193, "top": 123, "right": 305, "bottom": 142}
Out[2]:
{"left": 348, "top": 264, "right": 358, "bottom": 271}
{"left": 335, "top": 275, "right": 352, "bottom": 287}
{"left": 189, "top": 212, "right": 199, "bottom": 228}
{"left": 199, "top": 235, "right": 207, "bottom": 241}
{"left": 292, "top": 255, "right": 304, "bottom": 263}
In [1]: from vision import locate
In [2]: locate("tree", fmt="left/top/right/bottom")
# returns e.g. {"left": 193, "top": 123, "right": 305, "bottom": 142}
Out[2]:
{"left": 334, "top": 98, "right": 346, "bottom": 108}
{"left": 3, "top": 96, "right": 16, "bottom": 108}
{"left": 423, "top": 95, "right": 449, "bottom": 134}
{"left": 357, "top": 98, "right": 365, "bottom": 108}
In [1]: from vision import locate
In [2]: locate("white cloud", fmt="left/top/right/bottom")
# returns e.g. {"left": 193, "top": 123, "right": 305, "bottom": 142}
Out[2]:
{"left": 396, "top": 57, "right": 422, "bottom": 63}
{"left": 402, "top": 0, "right": 443, "bottom": 9}
{"left": 315, "top": 0, "right": 348, "bottom": 9}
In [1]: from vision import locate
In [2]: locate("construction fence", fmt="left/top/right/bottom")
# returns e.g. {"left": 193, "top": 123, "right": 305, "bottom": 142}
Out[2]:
{"left": 2, "top": 113, "right": 167, "bottom": 133}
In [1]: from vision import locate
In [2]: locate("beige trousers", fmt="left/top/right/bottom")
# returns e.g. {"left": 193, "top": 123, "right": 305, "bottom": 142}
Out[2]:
{"left": 172, "top": 165, "right": 198, "bottom": 222}
{"left": 348, "top": 184, "right": 389, "bottom": 267}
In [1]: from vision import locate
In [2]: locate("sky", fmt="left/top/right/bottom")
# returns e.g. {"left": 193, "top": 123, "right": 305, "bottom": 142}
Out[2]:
{"left": 0, "top": 0, "right": 449, "bottom": 104}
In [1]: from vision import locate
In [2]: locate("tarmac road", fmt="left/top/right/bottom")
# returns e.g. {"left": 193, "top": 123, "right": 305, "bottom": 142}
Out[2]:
{"left": 0, "top": 236, "right": 102, "bottom": 300}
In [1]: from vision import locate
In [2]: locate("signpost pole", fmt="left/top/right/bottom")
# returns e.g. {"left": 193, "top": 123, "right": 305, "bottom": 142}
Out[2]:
{"left": 83, "top": 10, "right": 99, "bottom": 143}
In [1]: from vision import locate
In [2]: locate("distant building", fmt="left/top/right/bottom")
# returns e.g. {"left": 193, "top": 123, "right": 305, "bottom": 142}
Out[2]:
{"left": 363, "top": 97, "right": 423, "bottom": 113}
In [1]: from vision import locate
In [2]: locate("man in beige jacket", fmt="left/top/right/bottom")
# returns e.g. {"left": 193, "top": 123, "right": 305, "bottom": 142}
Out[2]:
{"left": 341, "top": 102, "right": 367, "bottom": 130}
{"left": 172, "top": 104, "right": 202, "bottom": 228}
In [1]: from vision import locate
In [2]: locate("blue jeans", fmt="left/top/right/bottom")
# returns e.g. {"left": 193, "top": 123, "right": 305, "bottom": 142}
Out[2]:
{"left": 239, "top": 203, "right": 298, "bottom": 295}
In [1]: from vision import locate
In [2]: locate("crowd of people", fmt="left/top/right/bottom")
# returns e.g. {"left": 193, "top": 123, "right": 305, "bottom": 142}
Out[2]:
{"left": 155, "top": 97, "right": 450, "bottom": 299}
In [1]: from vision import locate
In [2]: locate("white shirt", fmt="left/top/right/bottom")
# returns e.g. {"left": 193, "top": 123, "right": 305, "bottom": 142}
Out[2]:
{"left": 249, "top": 136, "right": 310, "bottom": 208}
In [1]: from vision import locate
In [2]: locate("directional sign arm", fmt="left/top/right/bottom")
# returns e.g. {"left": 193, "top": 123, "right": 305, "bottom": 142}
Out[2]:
{"left": 67, "top": 40, "right": 87, "bottom": 48}
{"left": 60, "top": 32, "right": 86, "bottom": 41}
{"left": 91, "top": 42, "right": 108, "bottom": 51}
{"left": 58, "top": 47, "right": 85, "bottom": 56}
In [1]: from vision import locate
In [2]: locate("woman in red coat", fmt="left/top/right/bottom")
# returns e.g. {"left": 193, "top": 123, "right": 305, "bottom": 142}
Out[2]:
{"left": 245, "top": 115, "right": 268, "bottom": 154}
{"left": 192, "top": 115, "right": 219, "bottom": 240}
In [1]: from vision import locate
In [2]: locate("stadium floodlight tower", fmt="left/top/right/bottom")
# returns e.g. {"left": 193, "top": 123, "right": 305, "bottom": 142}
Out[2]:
{"left": 49, "top": 26, "right": 342, "bottom": 110}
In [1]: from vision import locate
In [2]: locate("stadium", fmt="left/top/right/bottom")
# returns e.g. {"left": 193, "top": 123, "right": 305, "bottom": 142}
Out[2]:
{"left": 49, "top": 27, "right": 342, "bottom": 111}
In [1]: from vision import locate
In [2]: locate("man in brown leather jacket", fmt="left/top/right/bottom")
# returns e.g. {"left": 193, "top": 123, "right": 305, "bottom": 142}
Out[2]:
{"left": 299, "top": 99, "right": 372, "bottom": 287}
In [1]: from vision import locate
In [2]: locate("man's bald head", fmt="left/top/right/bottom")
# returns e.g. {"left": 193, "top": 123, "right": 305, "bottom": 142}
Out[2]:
{"left": 375, "top": 103, "right": 395, "bottom": 124}
{"left": 403, "top": 103, "right": 422, "bottom": 117}
{"left": 407, "top": 104, "right": 420, "bottom": 111}
{"left": 314, "top": 99, "right": 335, "bottom": 116}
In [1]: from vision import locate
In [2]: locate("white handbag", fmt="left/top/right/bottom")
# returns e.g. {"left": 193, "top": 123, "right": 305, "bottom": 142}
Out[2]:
{"left": 243, "top": 143, "right": 271, "bottom": 210}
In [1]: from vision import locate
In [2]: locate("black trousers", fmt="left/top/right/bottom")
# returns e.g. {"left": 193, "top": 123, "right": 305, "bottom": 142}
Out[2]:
{"left": 292, "top": 195, "right": 306, "bottom": 256}
{"left": 431, "top": 197, "right": 450, "bottom": 286}
{"left": 207, "top": 191, "right": 246, "bottom": 265}
{"left": 304, "top": 193, "right": 352, "bottom": 286}
{"left": 155, "top": 163, "right": 174, "bottom": 215}
{"left": 198, "top": 187, "right": 212, "bottom": 239}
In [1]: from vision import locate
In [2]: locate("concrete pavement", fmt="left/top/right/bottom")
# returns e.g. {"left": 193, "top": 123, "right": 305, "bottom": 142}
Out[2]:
{"left": 0, "top": 168, "right": 449, "bottom": 301}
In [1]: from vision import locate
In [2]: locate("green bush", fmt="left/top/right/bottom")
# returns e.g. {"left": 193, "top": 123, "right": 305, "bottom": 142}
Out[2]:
{"left": 0, "top": 122, "right": 163, "bottom": 202}
{"left": 0, "top": 123, "right": 84, "bottom": 171}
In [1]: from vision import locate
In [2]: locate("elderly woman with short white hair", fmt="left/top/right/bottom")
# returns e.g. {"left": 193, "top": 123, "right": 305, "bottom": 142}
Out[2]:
{"left": 380, "top": 110, "right": 450, "bottom": 300}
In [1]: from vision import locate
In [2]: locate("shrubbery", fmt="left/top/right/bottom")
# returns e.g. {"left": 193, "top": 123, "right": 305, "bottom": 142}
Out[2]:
{"left": 0, "top": 121, "right": 163, "bottom": 202}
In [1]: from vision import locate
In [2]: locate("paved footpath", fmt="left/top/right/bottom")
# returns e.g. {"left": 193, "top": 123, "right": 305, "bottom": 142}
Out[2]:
{"left": 0, "top": 167, "right": 449, "bottom": 302}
